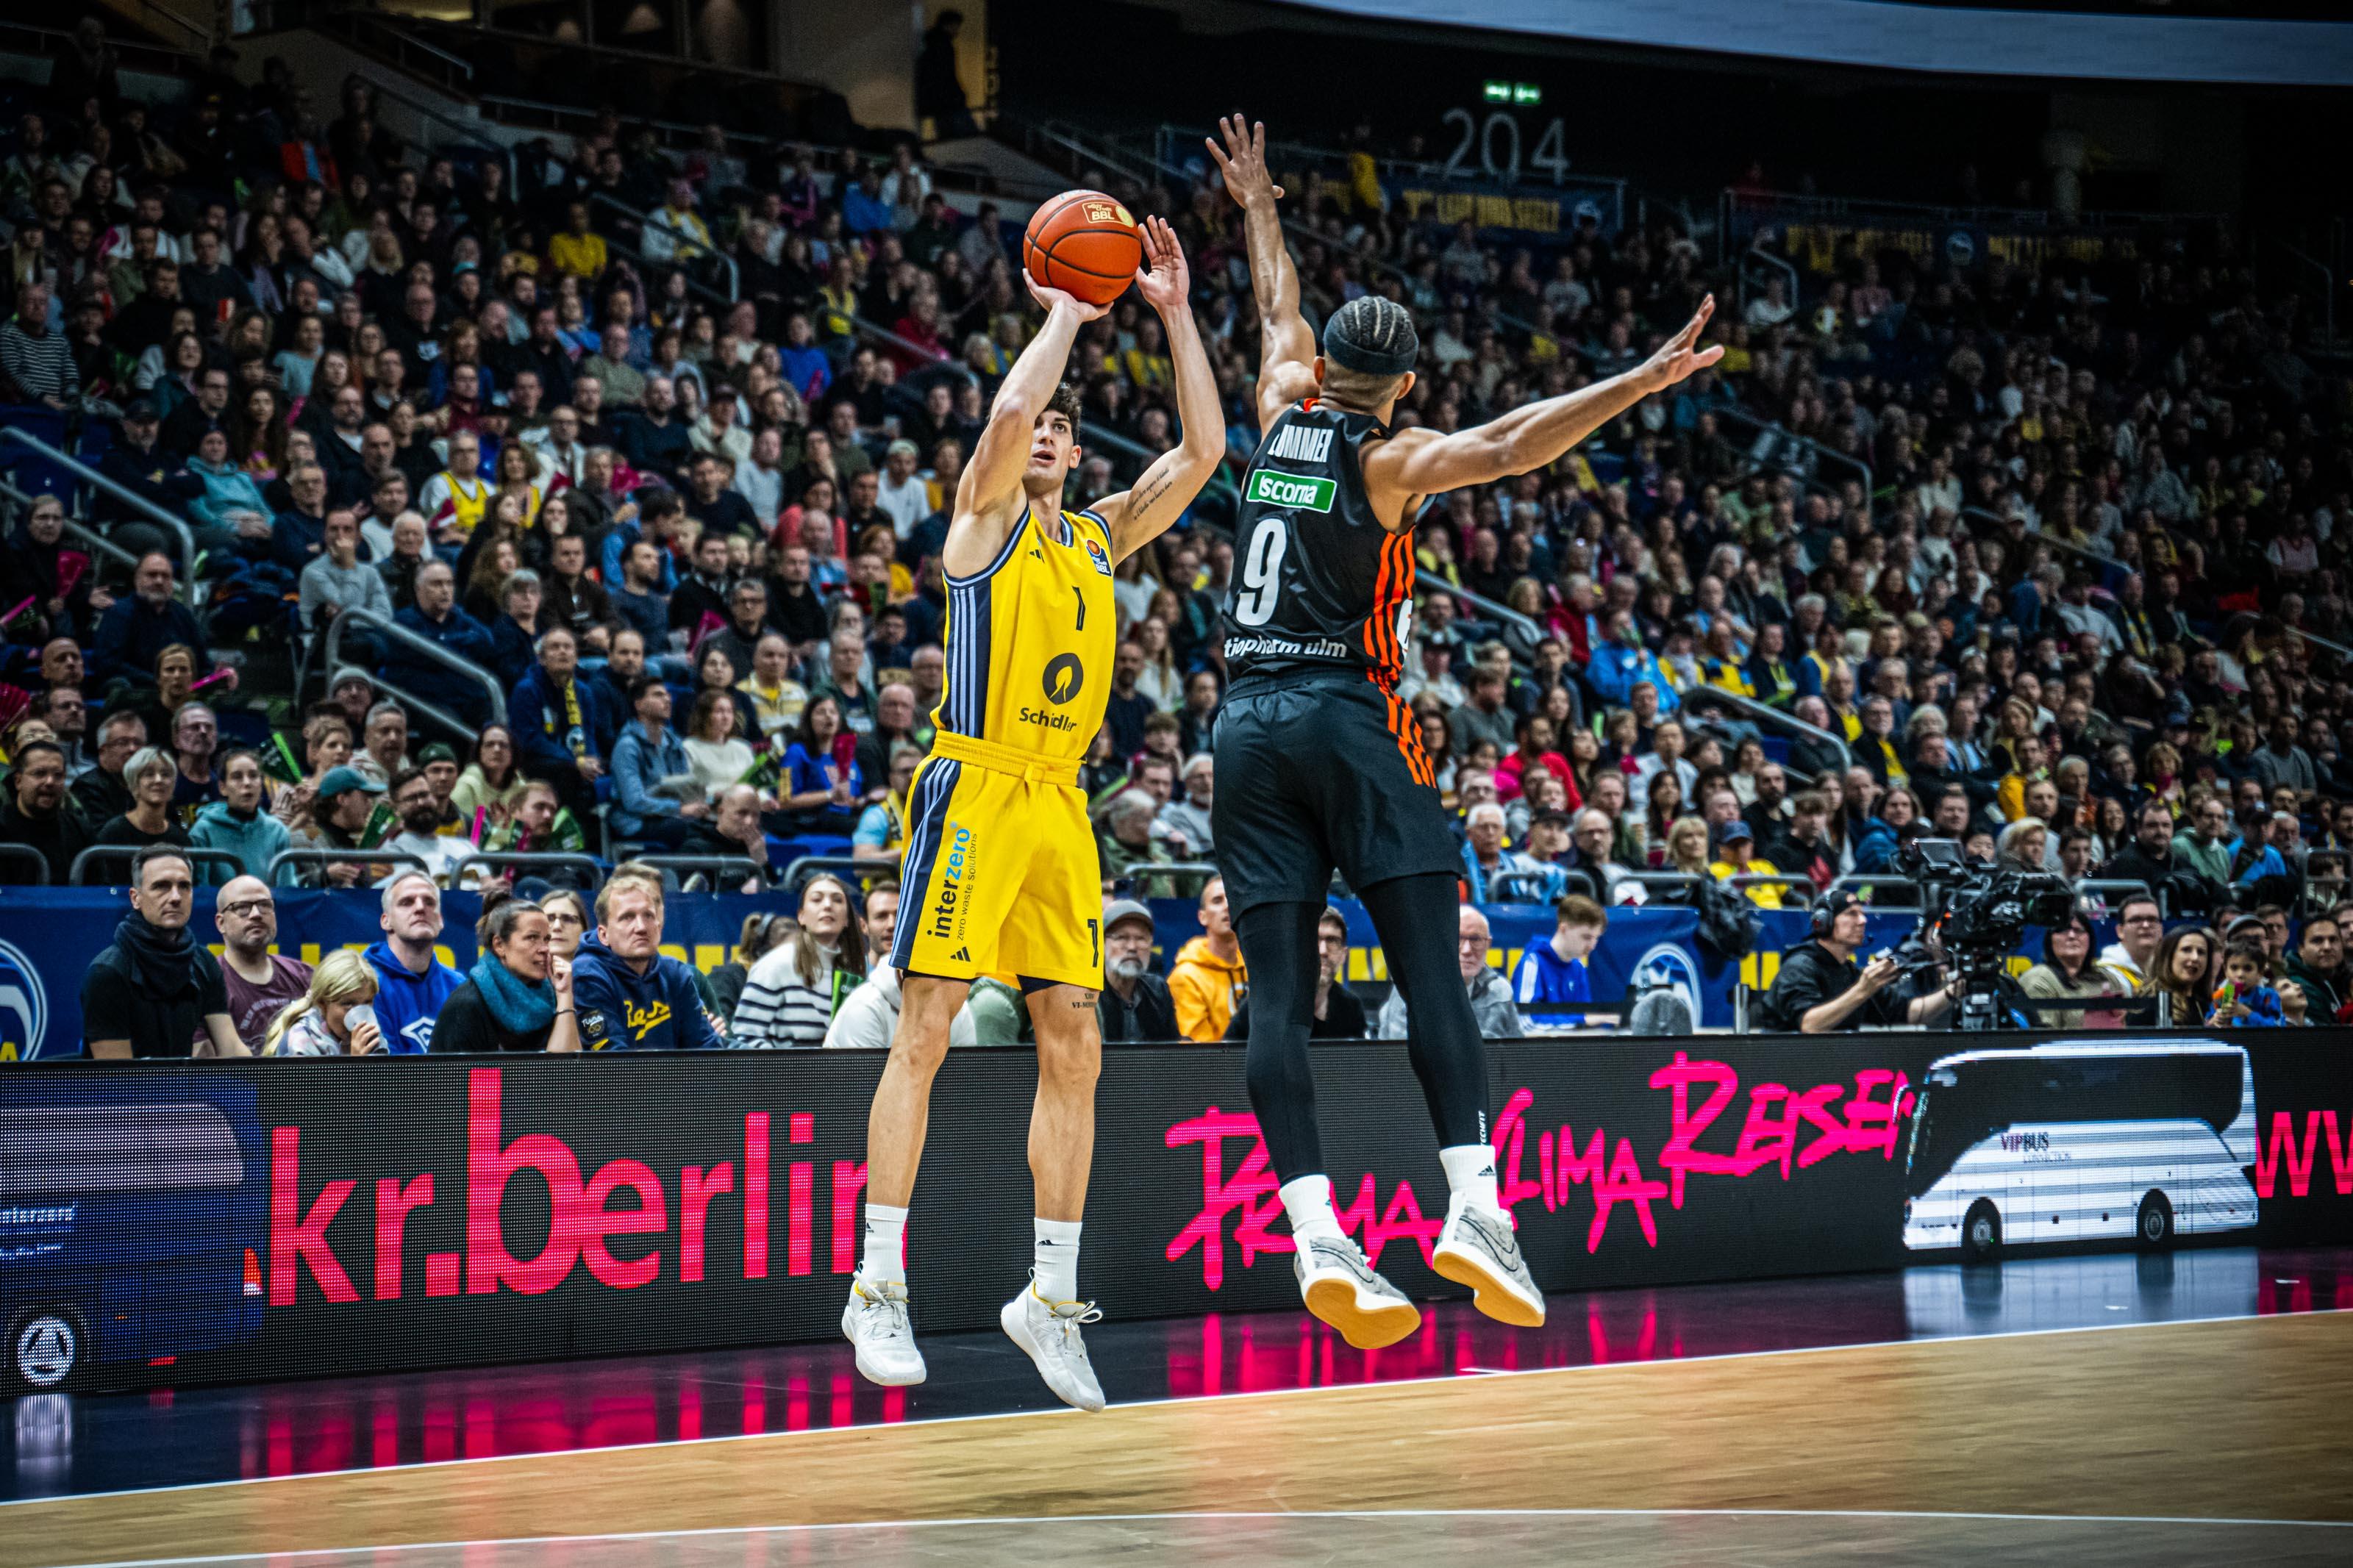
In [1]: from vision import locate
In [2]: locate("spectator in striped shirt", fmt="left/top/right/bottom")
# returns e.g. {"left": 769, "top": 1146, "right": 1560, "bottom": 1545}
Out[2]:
{"left": 733, "top": 873, "right": 868, "bottom": 1048}
{"left": 0, "top": 283, "right": 76, "bottom": 407}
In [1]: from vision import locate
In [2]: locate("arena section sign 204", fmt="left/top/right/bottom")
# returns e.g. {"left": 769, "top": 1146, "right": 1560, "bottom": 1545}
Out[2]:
{"left": 3, "top": 1034, "right": 2348, "bottom": 1392}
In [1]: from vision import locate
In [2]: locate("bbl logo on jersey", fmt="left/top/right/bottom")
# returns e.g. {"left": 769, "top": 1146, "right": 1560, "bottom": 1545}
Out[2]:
{"left": 1084, "top": 538, "right": 1113, "bottom": 576}
{"left": 0, "top": 938, "right": 50, "bottom": 1061}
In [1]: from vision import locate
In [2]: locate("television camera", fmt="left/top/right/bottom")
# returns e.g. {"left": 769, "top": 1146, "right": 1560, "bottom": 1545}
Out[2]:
{"left": 1893, "top": 838, "right": 2081, "bottom": 1030}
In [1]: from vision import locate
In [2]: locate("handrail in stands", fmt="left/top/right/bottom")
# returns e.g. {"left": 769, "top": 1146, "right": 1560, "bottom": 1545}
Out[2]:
{"left": 778, "top": 855, "right": 893, "bottom": 887}
{"left": 0, "top": 476, "right": 143, "bottom": 577}
{"left": 1710, "top": 404, "right": 1874, "bottom": 499}
{"left": 323, "top": 606, "right": 507, "bottom": 740}
{"left": 0, "top": 845, "right": 51, "bottom": 884}
{"left": 590, "top": 192, "right": 739, "bottom": 303}
{"left": 1677, "top": 684, "right": 1856, "bottom": 774}
{"left": 70, "top": 845, "right": 247, "bottom": 886}
{"left": 266, "top": 848, "right": 433, "bottom": 883}
{"left": 632, "top": 853, "right": 766, "bottom": 885}
{"left": 449, "top": 852, "right": 605, "bottom": 889}
{"left": 0, "top": 428, "right": 197, "bottom": 603}
{"left": 1729, "top": 873, "right": 1818, "bottom": 903}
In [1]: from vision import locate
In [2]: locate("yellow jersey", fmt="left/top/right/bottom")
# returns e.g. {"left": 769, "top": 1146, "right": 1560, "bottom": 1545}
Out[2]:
{"left": 935, "top": 504, "right": 1117, "bottom": 765}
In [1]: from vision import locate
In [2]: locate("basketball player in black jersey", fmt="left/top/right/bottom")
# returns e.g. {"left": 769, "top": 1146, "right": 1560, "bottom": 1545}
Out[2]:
{"left": 1204, "top": 115, "right": 1724, "bottom": 1347}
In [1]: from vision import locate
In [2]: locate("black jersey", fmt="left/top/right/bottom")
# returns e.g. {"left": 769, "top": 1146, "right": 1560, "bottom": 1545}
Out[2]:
{"left": 1222, "top": 398, "right": 1414, "bottom": 687}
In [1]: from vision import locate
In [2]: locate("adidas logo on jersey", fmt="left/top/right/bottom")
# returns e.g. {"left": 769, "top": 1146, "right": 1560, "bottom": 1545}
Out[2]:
{"left": 1266, "top": 423, "right": 1335, "bottom": 464}
{"left": 951, "top": 947, "right": 971, "bottom": 962}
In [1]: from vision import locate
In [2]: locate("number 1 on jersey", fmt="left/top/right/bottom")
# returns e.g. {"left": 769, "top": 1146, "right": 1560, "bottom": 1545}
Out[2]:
{"left": 1072, "top": 585, "right": 1086, "bottom": 631}
{"left": 1232, "top": 515, "right": 1290, "bottom": 627}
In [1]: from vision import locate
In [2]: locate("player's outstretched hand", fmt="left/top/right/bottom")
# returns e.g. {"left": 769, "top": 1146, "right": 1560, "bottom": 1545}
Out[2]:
{"left": 1024, "top": 270, "right": 1112, "bottom": 323}
{"left": 1135, "top": 215, "right": 1190, "bottom": 314}
{"left": 1638, "top": 294, "right": 1726, "bottom": 390}
{"left": 1205, "top": 114, "right": 1285, "bottom": 208}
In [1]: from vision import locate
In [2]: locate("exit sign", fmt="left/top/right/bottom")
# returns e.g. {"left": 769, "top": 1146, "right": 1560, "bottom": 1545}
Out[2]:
{"left": 1482, "top": 80, "right": 1542, "bottom": 106}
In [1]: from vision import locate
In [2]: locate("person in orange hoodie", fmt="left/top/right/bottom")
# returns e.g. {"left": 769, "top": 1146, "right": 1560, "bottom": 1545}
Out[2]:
{"left": 1168, "top": 876, "right": 1249, "bottom": 1042}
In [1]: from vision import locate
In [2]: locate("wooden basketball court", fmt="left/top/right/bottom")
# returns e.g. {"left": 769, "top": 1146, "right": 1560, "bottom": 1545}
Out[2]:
{"left": 5, "top": 1307, "right": 2347, "bottom": 1567}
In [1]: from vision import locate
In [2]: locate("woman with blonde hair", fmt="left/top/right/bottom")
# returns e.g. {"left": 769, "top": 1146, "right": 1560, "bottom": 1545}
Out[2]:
{"left": 710, "top": 912, "right": 793, "bottom": 1025}
{"left": 265, "top": 950, "right": 385, "bottom": 1056}
{"left": 1664, "top": 815, "right": 1713, "bottom": 881}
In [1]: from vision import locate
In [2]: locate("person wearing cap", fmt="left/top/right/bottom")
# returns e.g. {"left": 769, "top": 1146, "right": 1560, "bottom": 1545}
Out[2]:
{"left": 99, "top": 396, "right": 182, "bottom": 528}
{"left": 1757, "top": 892, "right": 1954, "bottom": 1034}
{"left": 299, "top": 764, "right": 386, "bottom": 888}
{"left": 1097, "top": 898, "right": 1181, "bottom": 1043}
{"left": 1707, "top": 819, "right": 1784, "bottom": 908}
{"left": 416, "top": 742, "right": 466, "bottom": 836}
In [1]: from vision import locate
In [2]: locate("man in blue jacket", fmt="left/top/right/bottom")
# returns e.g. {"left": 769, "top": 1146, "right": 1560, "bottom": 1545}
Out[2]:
{"left": 510, "top": 624, "right": 615, "bottom": 817}
{"left": 1584, "top": 608, "right": 1677, "bottom": 715}
{"left": 364, "top": 870, "right": 465, "bottom": 1053}
{"left": 610, "top": 673, "right": 704, "bottom": 848}
{"left": 89, "top": 553, "right": 216, "bottom": 690}
{"left": 571, "top": 864, "right": 723, "bottom": 1050}
{"left": 382, "top": 559, "right": 498, "bottom": 728}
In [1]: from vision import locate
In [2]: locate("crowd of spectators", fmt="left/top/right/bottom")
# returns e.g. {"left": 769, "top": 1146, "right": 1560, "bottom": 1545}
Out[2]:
{"left": 3, "top": 23, "right": 2352, "bottom": 1053}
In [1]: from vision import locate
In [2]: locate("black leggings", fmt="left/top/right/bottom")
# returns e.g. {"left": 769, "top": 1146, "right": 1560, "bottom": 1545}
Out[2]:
{"left": 1237, "top": 872, "right": 1490, "bottom": 1185}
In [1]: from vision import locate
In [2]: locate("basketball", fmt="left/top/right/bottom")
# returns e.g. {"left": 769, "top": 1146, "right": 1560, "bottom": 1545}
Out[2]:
{"left": 1024, "top": 188, "right": 1144, "bottom": 306}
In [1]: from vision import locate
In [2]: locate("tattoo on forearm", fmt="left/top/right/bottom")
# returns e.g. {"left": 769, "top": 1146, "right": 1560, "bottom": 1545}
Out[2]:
{"left": 1128, "top": 470, "right": 1176, "bottom": 519}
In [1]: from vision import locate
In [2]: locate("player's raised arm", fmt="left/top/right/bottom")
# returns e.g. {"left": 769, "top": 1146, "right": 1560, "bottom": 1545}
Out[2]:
{"left": 1206, "top": 114, "right": 1318, "bottom": 428}
{"left": 1365, "top": 296, "right": 1724, "bottom": 505}
{"left": 947, "top": 278, "right": 1106, "bottom": 576}
{"left": 1099, "top": 217, "right": 1226, "bottom": 562}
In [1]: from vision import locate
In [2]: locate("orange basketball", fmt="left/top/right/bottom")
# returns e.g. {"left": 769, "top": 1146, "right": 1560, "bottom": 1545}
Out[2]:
{"left": 1024, "top": 189, "right": 1144, "bottom": 307}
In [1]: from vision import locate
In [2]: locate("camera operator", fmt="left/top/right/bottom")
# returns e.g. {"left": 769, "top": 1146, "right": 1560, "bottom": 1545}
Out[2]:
{"left": 1759, "top": 891, "right": 1954, "bottom": 1033}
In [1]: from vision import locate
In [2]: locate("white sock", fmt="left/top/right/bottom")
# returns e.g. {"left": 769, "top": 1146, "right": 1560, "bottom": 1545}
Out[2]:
{"left": 1033, "top": 1217, "right": 1082, "bottom": 1300}
{"left": 1440, "top": 1144, "right": 1502, "bottom": 1217}
{"left": 861, "top": 1202, "right": 909, "bottom": 1286}
{"left": 1279, "top": 1174, "right": 1345, "bottom": 1245}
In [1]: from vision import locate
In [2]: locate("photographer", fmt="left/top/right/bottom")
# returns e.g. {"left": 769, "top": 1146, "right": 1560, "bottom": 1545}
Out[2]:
{"left": 1759, "top": 891, "right": 1954, "bottom": 1034}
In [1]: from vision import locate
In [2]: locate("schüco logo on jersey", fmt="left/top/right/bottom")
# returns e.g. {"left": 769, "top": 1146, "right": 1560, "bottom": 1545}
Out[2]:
{"left": 1247, "top": 468, "right": 1336, "bottom": 512}
{"left": 930, "top": 822, "right": 974, "bottom": 937}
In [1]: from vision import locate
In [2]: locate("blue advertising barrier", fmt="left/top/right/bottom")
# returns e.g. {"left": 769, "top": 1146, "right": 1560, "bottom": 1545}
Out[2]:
{"left": 0, "top": 888, "right": 800, "bottom": 1061}
{"left": 0, "top": 889, "right": 2077, "bottom": 1059}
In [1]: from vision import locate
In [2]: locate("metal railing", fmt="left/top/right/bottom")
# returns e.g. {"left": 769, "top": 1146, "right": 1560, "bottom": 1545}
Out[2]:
{"left": 778, "top": 855, "right": 896, "bottom": 887}
{"left": 0, "top": 428, "right": 197, "bottom": 602}
{"left": 1676, "top": 684, "right": 1855, "bottom": 774}
{"left": 0, "top": 476, "right": 143, "bottom": 578}
{"left": 323, "top": 606, "right": 505, "bottom": 741}
{"left": 1489, "top": 864, "right": 1596, "bottom": 903}
{"left": 266, "top": 848, "right": 433, "bottom": 884}
{"left": 1729, "top": 873, "right": 1818, "bottom": 905}
{"left": 588, "top": 192, "right": 739, "bottom": 301}
{"left": 0, "top": 845, "right": 51, "bottom": 884}
{"left": 368, "top": 77, "right": 512, "bottom": 187}
{"left": 634, "top": 853, "right": 766, "bottom": 888}
{"left": 450, "top": 852, "right": 604, "bottom": 889}
{"left": 1711, "top": 404, "right": 1873, "bottom": 500}
{"left": 70, "top": 845, "right": 246, "bottom": 886}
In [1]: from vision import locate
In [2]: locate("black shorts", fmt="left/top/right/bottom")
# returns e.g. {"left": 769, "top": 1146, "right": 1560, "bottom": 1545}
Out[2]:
{"left": 1211, "top": 672, "right": 1459, "bottom": 916}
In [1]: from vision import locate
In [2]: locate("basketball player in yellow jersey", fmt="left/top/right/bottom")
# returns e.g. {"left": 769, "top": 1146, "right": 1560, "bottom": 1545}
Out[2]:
{"left": 842, "top": 215, "right": 1226, "bottom": 1409}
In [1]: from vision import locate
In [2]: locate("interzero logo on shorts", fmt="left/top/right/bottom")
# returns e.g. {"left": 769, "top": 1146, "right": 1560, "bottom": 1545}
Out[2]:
{"left": 930, "top": 820, "right": 974, "bottom": 939}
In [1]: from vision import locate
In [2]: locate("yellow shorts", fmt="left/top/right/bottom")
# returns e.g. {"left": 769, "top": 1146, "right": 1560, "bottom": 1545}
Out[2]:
{"left": 889, "top": 733, "right": 1104, "bottom": 991}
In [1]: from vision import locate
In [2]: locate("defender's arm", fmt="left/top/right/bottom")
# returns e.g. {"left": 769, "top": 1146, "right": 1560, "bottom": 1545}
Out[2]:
{"left": 1206, "top": 115, "right": 1318, "bottom": 430}
{"left": 1364, "top": 298, "right": 1722, "bottom": 508}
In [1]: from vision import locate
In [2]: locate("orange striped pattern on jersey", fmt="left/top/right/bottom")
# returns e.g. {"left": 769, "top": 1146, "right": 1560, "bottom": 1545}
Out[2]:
{"left": 1363, "top": 529, "right": 1413, "bottom": 680}
{"left": 1374, "top": 679, "right": 1435, "bottom": 788}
